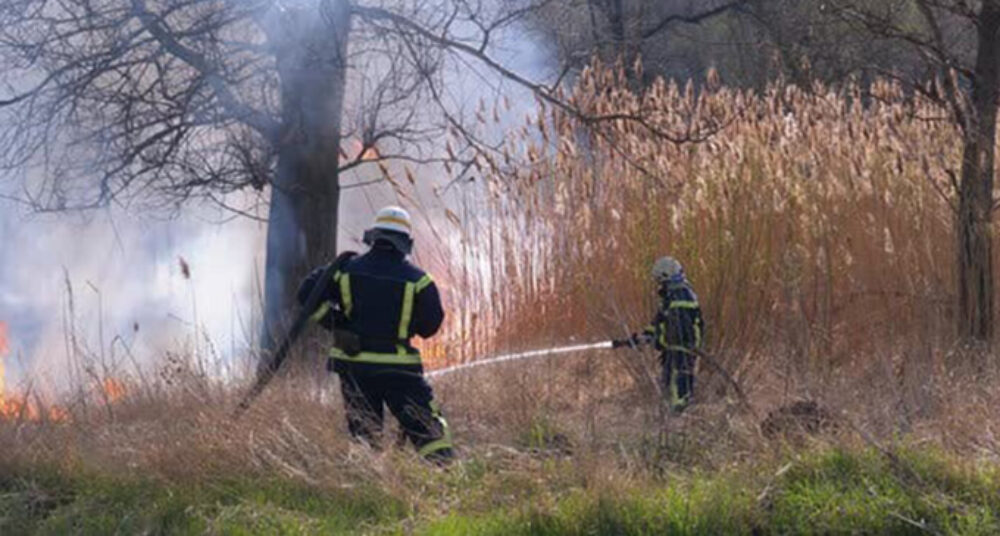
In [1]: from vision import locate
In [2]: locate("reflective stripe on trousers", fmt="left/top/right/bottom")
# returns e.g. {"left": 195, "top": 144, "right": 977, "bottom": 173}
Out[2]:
{"left": 418, "top": 400, "right": 453, "bottom": 457}
{"left": 329, "top": 348, "right": 422, "bottom": 366}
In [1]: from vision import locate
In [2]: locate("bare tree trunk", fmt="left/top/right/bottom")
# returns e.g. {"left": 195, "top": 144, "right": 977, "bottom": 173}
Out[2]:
{"left": 261, "top": 0, "right": 351, "bottom": 353}
{"left": 604, "top": 0, "right": 627, "bottom": 50}
{"left": 957, "top": 1, "right": 1000, "bottom": 343}
{"left": 596, "top": 0, "right": 640, "bottom": 81}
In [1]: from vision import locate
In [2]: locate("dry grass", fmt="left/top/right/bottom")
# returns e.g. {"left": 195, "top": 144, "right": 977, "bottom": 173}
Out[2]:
{"left": 1, "top": 345, "right": 997, "bottom": 533}
{"left": 454, "top": 62, "right": 1000, "bottom": 457}
{"left": 3, "top": 66, "right": 1000, "bottom": 533}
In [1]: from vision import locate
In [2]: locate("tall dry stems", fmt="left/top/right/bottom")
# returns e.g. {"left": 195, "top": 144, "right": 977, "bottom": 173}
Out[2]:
{"left": 2, "top": 65, "right": 999, "bottom": 503}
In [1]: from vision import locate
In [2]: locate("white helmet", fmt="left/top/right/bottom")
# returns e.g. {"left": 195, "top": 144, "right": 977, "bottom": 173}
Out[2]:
{"left": 651, "top": 256, "right": 684, "bottom": 283}
{"left": 371, "top": 205, "right": 412, "bottom": 236}
{"left": 364, "top": 206, "right": 414, "bottom": 254}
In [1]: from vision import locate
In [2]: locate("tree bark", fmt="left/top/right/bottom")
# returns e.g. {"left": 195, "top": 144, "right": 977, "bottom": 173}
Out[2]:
{"left": 596, "top": 0, "right": 641, "bottom": 82}
{"left": 261, "top": 0, "right": 351, "bottom": 353}
{"left": 604, "top": 0, "right": 627, "bottom": 49}
{"left": 957, "top": 1, "right": 1000, "bottom": 342}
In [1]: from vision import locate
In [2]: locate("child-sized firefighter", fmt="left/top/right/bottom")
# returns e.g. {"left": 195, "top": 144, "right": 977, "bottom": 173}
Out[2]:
{"left": 297, "top": 206, "right": 454, "bottom": 462}
{"left": 613, "top": 256, "right": 705, "bottom": 413}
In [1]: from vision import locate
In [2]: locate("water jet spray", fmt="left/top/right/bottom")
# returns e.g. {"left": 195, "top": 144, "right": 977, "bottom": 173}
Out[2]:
{"left": 426, "top": 341, "right": 613, "bottom": 379}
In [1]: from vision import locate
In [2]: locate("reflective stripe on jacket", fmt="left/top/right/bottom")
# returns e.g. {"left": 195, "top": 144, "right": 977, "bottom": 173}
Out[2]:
{"left": 642, "top": 281, "right": 705, "bottom": 354}
{"left": 298, "top": 244, "right": 445, "bottom": 366}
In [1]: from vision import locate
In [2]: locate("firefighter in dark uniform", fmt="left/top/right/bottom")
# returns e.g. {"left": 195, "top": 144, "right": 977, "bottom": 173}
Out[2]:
{"left": 613, "top": 256, "right": 705, "bottom": 413}
{"left": 298, "top": 206, "right": 454, "bottom": 461}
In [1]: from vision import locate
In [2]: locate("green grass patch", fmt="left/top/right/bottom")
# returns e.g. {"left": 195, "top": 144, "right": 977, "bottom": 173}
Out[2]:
{"left": 0, "top": 467, "right": 405, "bottom": 535}
{"left": 423, "top": 447, "right": 1000, "bottom": 536}
{"left": 424, "top": 479, "right": 755, "bottom": 535}
{"left": 1, "top": 446, "right": 998, "bottom": 535}
{"left": 767, "top": 447, "right": 1000, "bottom": 535}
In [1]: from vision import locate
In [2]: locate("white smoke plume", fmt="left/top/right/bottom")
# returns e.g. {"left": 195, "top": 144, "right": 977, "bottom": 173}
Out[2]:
{"left": 0, "top": 1, "right": 555, "bottom": 394}
{"left": 0, "top": 203, "right": 265, "bottom": 391}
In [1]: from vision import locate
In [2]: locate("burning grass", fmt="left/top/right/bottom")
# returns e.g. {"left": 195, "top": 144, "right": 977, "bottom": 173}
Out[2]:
{"left": 4, "top": 68, "right": 1000, "bottom": 532}
{"left": 0, "top": 344, "right": 997, "bottom": 534}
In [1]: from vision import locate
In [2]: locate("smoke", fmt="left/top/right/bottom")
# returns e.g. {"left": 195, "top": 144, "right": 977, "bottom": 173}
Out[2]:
{"left": 0, "top": 202, "right": 266, "bottom": 391}
{"left": 0, "top": 0, "right": 557, "bottom": 393}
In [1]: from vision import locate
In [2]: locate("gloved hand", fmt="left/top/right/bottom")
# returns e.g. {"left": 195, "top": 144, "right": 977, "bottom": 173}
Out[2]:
{"left": 333, "top": 329, "right": 362, "bottom": 357}
{"left": 613, "top": 332, "right": 653, "bottom": 349}
{"left": 612, "top": 338, "right": 634, "bottom": 349}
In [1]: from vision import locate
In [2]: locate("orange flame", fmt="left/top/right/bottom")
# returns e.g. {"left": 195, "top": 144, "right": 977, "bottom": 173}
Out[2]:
{"left": 0, "top": 396, "right": 35, "bottom": 420}
{"left": 0, "top": 397, "right": 27, "bottom": 420}
{"left": 47, "top": 405, "right": 70, "bottom": 423}
{"left": 0, "top": 322, "right": 7, "bottom": 408}
{"left": 101, "top": 378, "right": 126, "bottom": 404}
{"left": 0, "top": 394, "right": 68, "bottom": 423}
{"left": 345, "top": 139, "right": 381, "bottom": 162}
{"left": 0, "top": 321, "right": 8, "bottom": 357}
{"left": 0, "top": 327, "right": 130, "bottom": 424}
{"left": 0, "top": 324, "right": 88, "bottom": 424}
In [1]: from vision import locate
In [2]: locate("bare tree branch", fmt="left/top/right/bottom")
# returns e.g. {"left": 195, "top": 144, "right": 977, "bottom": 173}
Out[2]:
{"left": 130, "top": 0, "right": 278, "bottom": 140}
{"left": 641, "top": 0, "right": 748, "bottom": 40}
{"left": 352, "top": 2, "right": 727, "bottom": 145}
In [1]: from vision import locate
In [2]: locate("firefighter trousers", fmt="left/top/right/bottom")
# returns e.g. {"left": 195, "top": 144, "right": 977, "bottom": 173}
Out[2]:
{"left": 661, "top": 350, "right": 696, "bottom": 412}
{"left": 336, "top": 364, "right": 454, "bottom": 461}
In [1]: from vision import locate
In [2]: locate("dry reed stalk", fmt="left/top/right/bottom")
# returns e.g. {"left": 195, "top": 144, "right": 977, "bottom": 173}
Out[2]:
{"left": 1, "top": 66, "right": 998, "bottom": 510}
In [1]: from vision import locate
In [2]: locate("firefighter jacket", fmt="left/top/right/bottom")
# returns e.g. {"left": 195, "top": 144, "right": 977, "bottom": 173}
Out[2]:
{"left": 298, "top": 244, "right": 445, "bottom": 367}
{"left": 640, "top": 280, "right": 705, "bottom": 356}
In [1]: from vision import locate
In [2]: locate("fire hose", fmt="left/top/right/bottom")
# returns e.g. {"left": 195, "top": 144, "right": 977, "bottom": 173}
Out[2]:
{"left": 236, "top": 294, "right": 751, "bottom": 415}
{"left": 425, "top": 341, "right": 754, "bottom": 416}
{"left": 425, "top": 341, "right": 613, "bottom": 378}
{"left": 235, "top": 256, "right": 346, "bottom": 416}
